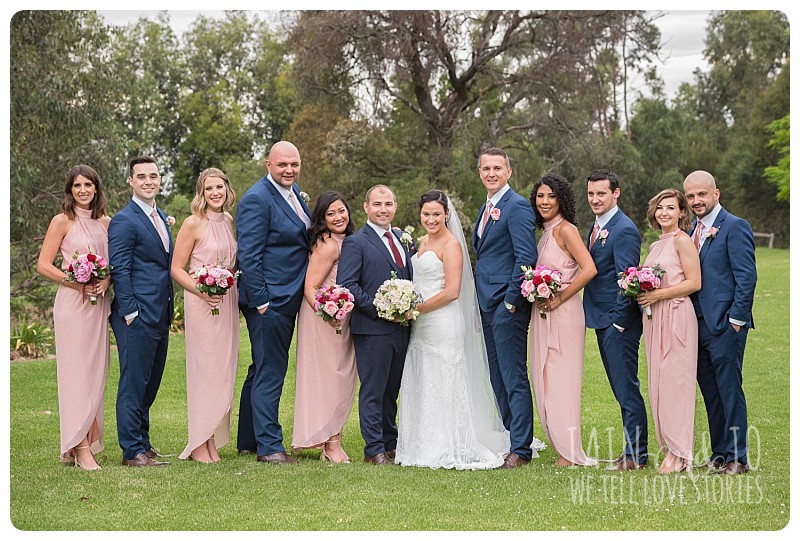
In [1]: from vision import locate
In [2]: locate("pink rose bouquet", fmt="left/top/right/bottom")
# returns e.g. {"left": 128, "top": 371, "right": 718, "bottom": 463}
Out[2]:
{"left": 193, "top": 263, "right": 241, "bottom": 315}
{"left": 64, "top": 250, "right": 111, "bottom": 305}
{"left": 617, "top": 264, "right": 665, "bottom": 319}
{"left": 521, "top": 264, "right": 562, "bottom": 318}
{"left": 314, "top": 284, "right": 355, "bottom": 335}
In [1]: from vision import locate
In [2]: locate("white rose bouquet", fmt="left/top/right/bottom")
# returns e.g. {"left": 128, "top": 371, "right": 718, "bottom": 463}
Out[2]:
{"left": 373, "top": 271, "right": 423, "bottom": 327}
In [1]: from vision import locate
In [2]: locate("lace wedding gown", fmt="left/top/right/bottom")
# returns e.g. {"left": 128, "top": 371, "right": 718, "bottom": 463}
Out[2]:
{"left": 396, "top": 250, "right": 510, "bottom": 470}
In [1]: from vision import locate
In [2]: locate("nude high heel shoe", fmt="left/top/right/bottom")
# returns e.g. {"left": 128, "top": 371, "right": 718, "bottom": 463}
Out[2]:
{"left": 74, "top": 445, "right": 101, "bottom": 471}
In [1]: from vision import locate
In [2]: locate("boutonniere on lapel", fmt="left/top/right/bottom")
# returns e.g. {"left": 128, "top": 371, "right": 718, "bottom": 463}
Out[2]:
{"left": 489, "top": 207, "right": 501, "bottom": 224}
{"left": 166, "top": 215, "right": 176, "bottom": 227}
{"left": 704, "top": 226, "right": 719, "bottom": 241}
{"left": 395, "top": 225, "right": 416, "bottom": 253}
{"left": 597, "top": 229, "right": 609, "bottom": 247}
{"left": 299, "top": 191, "right": 310, "bottom": 205}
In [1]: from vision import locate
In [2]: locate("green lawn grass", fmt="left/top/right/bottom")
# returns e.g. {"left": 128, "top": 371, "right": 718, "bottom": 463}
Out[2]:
{"left": 9, "top": 248, "right": 790, "bottom": 530}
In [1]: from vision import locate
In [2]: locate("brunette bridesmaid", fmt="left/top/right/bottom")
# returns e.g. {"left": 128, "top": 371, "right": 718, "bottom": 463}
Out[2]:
{"left": 171, "top": 168, "right": 239, "bottom": 463}
{"left": 292, "top": 191, "right": 357, "bottom": 463}
{"left": 637, "top": 189, "right": 701, "bottom": 474}
{"left": 529, "top": 173, "right": 598, "bottom": 467}
{"left": 37, "top": 165, "right": 111, "bottom": 471}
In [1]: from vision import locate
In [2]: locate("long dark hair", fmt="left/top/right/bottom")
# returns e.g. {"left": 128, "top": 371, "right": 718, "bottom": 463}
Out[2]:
{"left": 308, "top": 191, "right": 355, "bottom": 249}
{"left": 530, "top": 172, "right": 578, "bottom": 229}
{"left": 62, "top": 164, "right": 107, "bottom": 220}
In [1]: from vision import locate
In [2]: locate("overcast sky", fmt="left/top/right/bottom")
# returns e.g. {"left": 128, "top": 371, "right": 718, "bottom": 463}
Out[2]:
{"left": 98, "top": 9, "right": 712, "bottom": 99}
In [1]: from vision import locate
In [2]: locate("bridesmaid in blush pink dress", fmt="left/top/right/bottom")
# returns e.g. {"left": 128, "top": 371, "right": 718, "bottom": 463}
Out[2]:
{"left": 637, "top": 189, "right": 701, "bottom": 474}
{"left": 171, "top": 168, "right": 239, "bottom": 463}
{"left": 37, "top": 165, "right": 111, "bottom": 471}
{"left": 528, "top": 173, "right": 598, "bottom": 467}
{"left": 292, "top": 191, "right": 357, "bottom": 463}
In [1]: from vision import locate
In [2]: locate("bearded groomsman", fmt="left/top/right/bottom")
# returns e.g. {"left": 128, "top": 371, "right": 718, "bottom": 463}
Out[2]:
{"left": 684, "top": 170, "right": 756, "bottom": 475}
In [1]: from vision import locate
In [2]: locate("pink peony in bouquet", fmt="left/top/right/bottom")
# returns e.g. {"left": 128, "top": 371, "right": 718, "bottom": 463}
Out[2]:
{"left": 65, "top": 250, "right": 111, "bottom": 305}
{"left": 617, "top": 264, "right": 665, "bottom": 319}
{"left": 193, "top": 263, "right": 241, "bottom": 315}
{"left": 521, "top": 264, "right": 562, "bottom": 318}
{"left": 314, "top": 284, "right": 355, "bottom": 335}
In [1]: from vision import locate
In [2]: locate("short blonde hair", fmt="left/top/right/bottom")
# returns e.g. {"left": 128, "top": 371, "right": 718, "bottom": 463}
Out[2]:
{"left": 191, "top": 168, "right": 236, "bottom": 218}
{"left": 646, "top": 188, "right": 691, "bottom": 231}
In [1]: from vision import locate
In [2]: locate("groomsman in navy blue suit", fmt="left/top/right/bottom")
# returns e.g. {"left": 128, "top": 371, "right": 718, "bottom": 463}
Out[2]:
{"left": 109, "top": 156, "right": 173, "bottom": 467}
{"left": 338, "top": 185, "right": 413, "bottom": 465}
{"left": 684, "top": 170, "right": 756, "bottom": 475}
{"left": 236, "top": 141, "right": 311, "bottom": 464}
{"left": 471, "top": 147, "right": 537, "bottom": 469}
{"left": 583, "top": 169, "right": 648, "bottom": 471}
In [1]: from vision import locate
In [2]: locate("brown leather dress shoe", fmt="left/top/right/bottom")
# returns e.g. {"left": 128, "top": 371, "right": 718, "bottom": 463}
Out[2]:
{"left": 500, "top": 452, "right": 530, "bottom": 469}
{"left": 606, "top": 457, "right": 645, "bottom": 471}
{"left": 146, "top": 447, "right": 173, "bottom": 459}
{"left": 256, "top": 451, "right": 298, "bottom": 465}
{"left": 364, "top": 453, "right": 392, "bottom": 465}
{"left": 385, "top": 450, "right": 396, "bottom": 461}
{"left": 696, "top": 456, "right": 725, "bottom": 469}
{"left": 122, "top": 452, "right": 168, "bottom": 467}
{"left": 711, "top": 460, "right": 750, "bottom": 475}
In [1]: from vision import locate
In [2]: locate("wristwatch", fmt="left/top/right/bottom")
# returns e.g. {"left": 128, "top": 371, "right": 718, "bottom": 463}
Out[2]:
{"left": 504, "top": 301, "right": 515, "bottom": 313}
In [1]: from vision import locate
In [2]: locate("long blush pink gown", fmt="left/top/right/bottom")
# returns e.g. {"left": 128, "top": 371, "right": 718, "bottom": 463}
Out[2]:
{"left": 642, "top": 230, "right": 698, "bottom": 470}
{"left": 179, "top": 211, "right": 239, "bottom": 459}
{"left": 53, "top": 207, "right": 110, "bottom": 460}
{"left": 530, "top": 215, "right": 597, "bottom": 466}
{"left": 292, "top": 233, "right": 357, "bottom": 451}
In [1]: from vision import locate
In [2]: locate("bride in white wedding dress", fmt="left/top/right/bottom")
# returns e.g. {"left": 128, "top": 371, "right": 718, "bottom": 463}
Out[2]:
{"left": 396, "top": 190, "right": 514, "bottom": 470}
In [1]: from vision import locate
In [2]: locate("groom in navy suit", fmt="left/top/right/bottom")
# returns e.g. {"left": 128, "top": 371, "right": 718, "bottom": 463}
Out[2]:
{"left": 583, "top": 169, "right": 648, "bottom": 471}
{"left": 339, "top": 185, "right": 413, "bottom": 465}
{"left": 236, "top": 141, "right": 311, "bottom": 464}
{"left": 684, "top": 170, "right": 756, "bottom": 475}
{"left": 109, "top": 156, "right": 174, "bottom": 467}
{"left": 472, "top": 147, "right": 537, "bottom": 469}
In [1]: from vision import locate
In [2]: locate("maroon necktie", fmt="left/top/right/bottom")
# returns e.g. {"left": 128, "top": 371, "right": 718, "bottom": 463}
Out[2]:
{"left": 384, "top": 231, "right": 404, "bottom": 268}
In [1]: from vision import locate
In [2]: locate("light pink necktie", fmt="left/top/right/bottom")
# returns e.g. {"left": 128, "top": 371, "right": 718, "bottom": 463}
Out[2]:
{"left": 589, "top": 221, "right": 599, "bottom": 248}
{"left": 150, "top": 209, "right": 169, "bottom": 251}
{"left": 478, "top": 201, "right": 493, "bottom": 238}
{"left": 694, "top": 221, "right": 704, "bottom": 251}
{"left": 288, "top": 192, "right": 310, "bottom": 228}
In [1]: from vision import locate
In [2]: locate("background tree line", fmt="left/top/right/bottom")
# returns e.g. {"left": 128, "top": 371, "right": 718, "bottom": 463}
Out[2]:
{"left": 10, "top": 9, "right": 789, "bottom": 326}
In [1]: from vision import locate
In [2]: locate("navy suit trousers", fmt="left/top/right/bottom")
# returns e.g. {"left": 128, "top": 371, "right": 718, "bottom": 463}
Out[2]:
{"left": 595, "top": 319, "right": 648, "bottom": 464}
{"left": 481, "top": 302, "right": 534, "bottom": 460}
{"left": 353, "top": 329, "right": 409, "bottom": 458}
{"left": 697, "top": 318, "right": 749, "bottom": 464}
{"left": 236, "top": 304, "right": 263, "bottom": 452}
{"left": 111, "top": 309, "right": 169, "bottom": 460}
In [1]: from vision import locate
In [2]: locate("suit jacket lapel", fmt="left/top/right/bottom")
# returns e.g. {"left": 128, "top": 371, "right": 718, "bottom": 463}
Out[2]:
{"left": 477, "top": 189, "right": 514, "bottom": 252}
{"left": 264, "top": 177, "right": 305, "bottom": 228}
{"left": 365, "top": 225, "right": 400, "bottom": 270}
{"left": 132, "top": 202, "right": 169, "bottom": 257}
{"left": 699, "top": 208, "right": 727, "bottom": 264}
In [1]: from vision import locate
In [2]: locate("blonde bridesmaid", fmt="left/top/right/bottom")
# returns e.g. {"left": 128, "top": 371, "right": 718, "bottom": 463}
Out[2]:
{"left": 171, "top": 168, "right": 239, "bottom": 463}
{"left": 637, "top": 189, "right": 700, "bottom": 474}
{"left": 37, "top": 165, "right": 111, "bottom": 471}
{"left": 529, "top": 173, "right": 598, "bottom": 467}
{"left": 292, "top": 191, "right": 357, "bottom": 463}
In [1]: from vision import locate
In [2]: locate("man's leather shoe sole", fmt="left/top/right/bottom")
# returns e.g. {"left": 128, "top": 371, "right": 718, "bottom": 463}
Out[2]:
{"left": 500, "top": 452, "right": 530, "bottom": 469}
{"left": 256, "top": 452, "right": 298, "bottom": 465}
{"left": 364, "top": 453, "right": 392, "bottom": 465}
{"left": 711, "top": 461, "right": 750, "bottom": 475}
{"left": 606, "top": 458, "right": 645, "bottom": 471}
{"left": 122, "top": 452, "right": 168, "bottom": 467}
